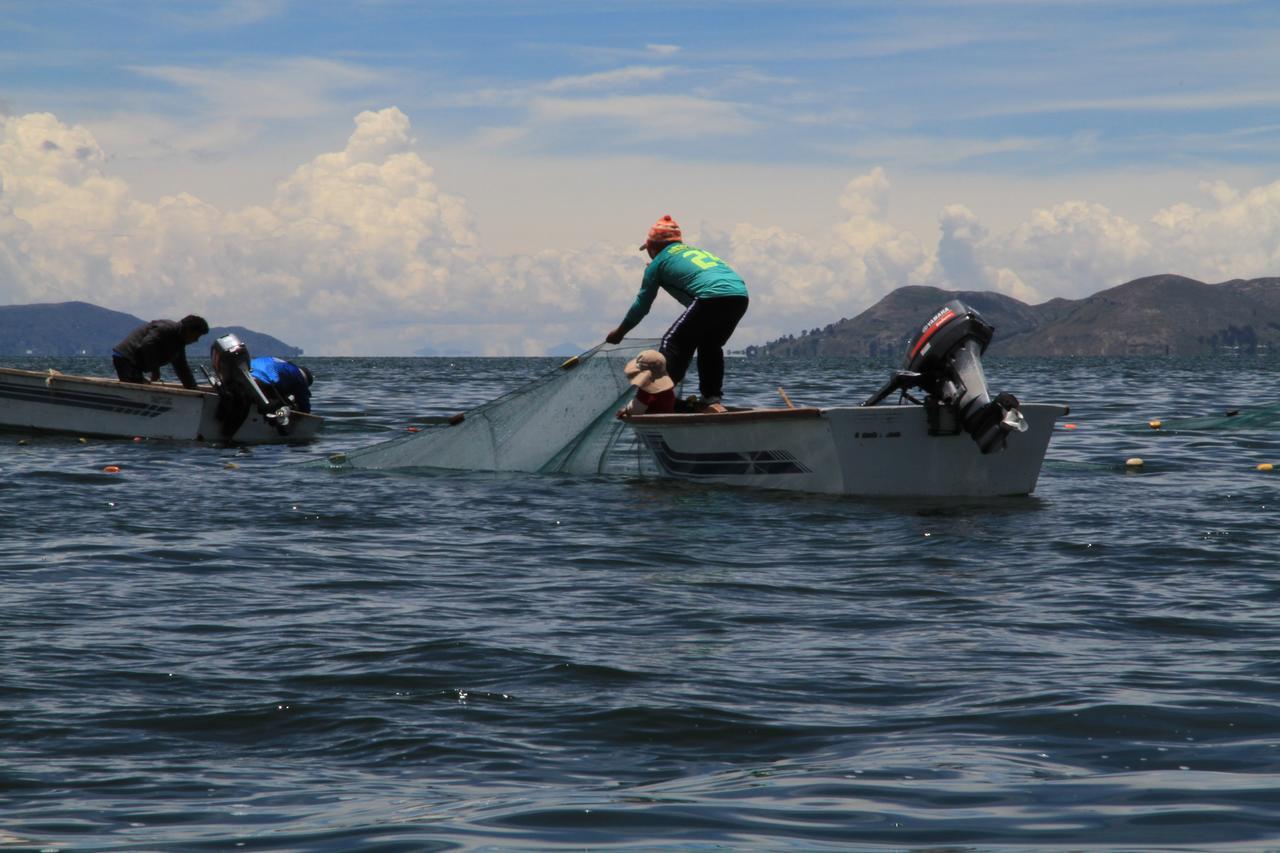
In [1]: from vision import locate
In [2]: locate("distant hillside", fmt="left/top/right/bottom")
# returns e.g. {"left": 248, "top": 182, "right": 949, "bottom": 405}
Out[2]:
{"left": 545, "top": 341, "right": 586, "bottom": 358}
{"left": 753, "top": 286, "right": 1048, "bottom": 358}
{"left": 0, "top": 301, "right": 302, "bottom": 358}
{"left": 999, "top": 275, "right": 1280, "bottom": 356}
{"left": 749, "top": 275, "right": 1280, "bottom": 358}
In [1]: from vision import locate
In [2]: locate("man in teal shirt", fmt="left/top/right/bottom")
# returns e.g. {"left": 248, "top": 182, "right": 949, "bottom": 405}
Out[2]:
{"left": 606, "top": 215, "right": 749, "bottom": 412}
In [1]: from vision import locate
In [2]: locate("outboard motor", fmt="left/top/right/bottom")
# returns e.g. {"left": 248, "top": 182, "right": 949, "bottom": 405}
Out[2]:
{"left": 208, "top": 333, "right": 292, "bottom": 438}
{"left": 862, "top": 300, "right": 1027, "bottom": 454}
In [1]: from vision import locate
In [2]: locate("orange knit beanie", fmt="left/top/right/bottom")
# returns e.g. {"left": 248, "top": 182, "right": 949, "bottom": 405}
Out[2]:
{"left": 640, "top": 215, "right": 682, "bottom": 250}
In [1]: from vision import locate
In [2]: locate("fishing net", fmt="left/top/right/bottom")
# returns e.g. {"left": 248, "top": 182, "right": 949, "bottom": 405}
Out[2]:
{"left": 321, "top": 340, "right": 657, "bottom": 474}
{"left": 1138, "top": 401, "right": 1280, "bottom": 431}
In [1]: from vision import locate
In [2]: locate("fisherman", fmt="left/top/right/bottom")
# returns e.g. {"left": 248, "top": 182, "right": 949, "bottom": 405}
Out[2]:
{"left": 605, "top": 215, "right": 748, "bottom": 413}
{"left": 249, "top": 356, "right": 314, "bottom": 413}
{"left": 112, "top": 314, "right": 209, "bottom": 390}
{"left": 617, "top": 349, "right": 676, "bottom": 418}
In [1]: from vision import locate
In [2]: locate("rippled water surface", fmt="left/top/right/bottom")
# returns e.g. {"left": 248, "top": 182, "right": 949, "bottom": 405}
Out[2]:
{"left": 4, "top": 355, "right": 1280, "bottom": 851}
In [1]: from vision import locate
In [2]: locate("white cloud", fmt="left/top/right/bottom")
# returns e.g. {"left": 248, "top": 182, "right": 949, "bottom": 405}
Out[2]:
{"left": 1149, "top": 178, "right": 1280, "bottom": 279}
{"left": 5, "top": 107, "right": 1280, "bottom": 355}
{"left": 543, "top": 65, "right": 679, "bottom": 92}
{"left": 1, "top": 108, "right": 473, "bottom": 352}
{"left": 994, "top": 200, "right": 1153, "bottom": 298}
{"left": 0, "top": 107, "right": 638, "bottom": 355}
{"left": 935, "top": 204, "right": 990, "bottom": 290}
{"left": 979, "top": 90, "right": 1280, "bottom": 119}
{"left": 472, "top": 126, "right": 529, "bottom": 149}
{"left": 528, "top": 94, "right": 756, "bottom": 138}
{"left": 170, "top": 0, "right": 289, "bottom": 30}
{"left": 831, "top": 134, "right": 1051, "bottom": 168}
{"left": 693, "top": 168, "right": 935, "bottom": 341}
{"left": 130, "top": 58, "right": 384, "bottom": 121}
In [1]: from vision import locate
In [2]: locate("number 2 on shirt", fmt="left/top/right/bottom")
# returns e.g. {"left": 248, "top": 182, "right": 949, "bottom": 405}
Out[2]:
{"left": 677, "top": 248, "right": 722, "bottom": 270}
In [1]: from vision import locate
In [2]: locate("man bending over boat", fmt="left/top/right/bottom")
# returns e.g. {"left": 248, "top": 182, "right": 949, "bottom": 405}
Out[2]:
{"left": 112, "top": 314, "right": 209, "bottom": 390}
{"left": 250, "top": 356, "right": 314, "bottom": 413}
{"left": 605, "top": 215, "right": 748, "bottom": 414}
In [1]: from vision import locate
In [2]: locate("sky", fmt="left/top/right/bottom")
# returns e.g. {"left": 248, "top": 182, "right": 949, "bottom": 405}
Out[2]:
{"left": 3, "top": 0, "right": 1280, "bottom": 355}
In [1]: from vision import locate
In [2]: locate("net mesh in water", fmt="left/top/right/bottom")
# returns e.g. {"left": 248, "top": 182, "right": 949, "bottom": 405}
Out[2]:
{"left": 322, "top": 340, "right": 656, "bottom": 474}
{"left": 1133, "top": 401, "right": 1280, "bottom": 432}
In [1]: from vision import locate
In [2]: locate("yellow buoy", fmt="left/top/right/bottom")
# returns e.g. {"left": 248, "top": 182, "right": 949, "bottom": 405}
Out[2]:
{"left": 1258, "top": 463, "right": 1274, "bottom": 472}
{"left": 1125, "top": 457, "right": 1144, "bottom": 467}
{"left": 1148, "top": 420, "right": 1162, "bottom": 429}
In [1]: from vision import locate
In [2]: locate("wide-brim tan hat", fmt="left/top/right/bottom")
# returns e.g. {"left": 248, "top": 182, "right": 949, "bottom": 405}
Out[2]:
{"left": 624, "top": 349, "right": 675, "bottom": 394}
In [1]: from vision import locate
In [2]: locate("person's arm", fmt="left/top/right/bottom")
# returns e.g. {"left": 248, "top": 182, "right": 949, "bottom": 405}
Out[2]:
{"left": 616, "top": 391, "right": 653, "bottom": 419}
{"left": 284, "top": 369, "right": 311, "bottom": 412}
{"left": 171, "top": 349, "right": 198, "bottom": 389}
{"left": 610, "top": 263, "right": 663, "bottom": 341}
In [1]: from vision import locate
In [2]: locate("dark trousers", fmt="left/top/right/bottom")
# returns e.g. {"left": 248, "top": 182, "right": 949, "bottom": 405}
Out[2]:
{"left": 660, "top": 295, "right": 749, "bottom": 400}
{"left": 112, "top": 354, "right": 145, "bottom": 383}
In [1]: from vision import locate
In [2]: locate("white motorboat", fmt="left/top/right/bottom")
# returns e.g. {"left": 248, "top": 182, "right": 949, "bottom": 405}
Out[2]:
{"left": 627, "top": 402, "right": 1064, "bottom": 497}
{"left": 626, "top": 300, "right": 1066, "bottom": 497}
{"left": 0, "top": 335, "right": 321, "bottom": 444}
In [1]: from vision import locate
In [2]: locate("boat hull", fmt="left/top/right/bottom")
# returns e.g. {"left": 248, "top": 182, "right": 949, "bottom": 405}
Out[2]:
{"left": 627, "top": 403, "right": 1066, "bottom": 497}
{"left": 0, "top": 367, "right": 321, "bottom": 444}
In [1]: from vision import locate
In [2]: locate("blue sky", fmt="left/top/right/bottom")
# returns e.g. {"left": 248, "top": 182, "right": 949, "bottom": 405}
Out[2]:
{"left": 3, "top": 0, "right": 1279, "bottom": 354}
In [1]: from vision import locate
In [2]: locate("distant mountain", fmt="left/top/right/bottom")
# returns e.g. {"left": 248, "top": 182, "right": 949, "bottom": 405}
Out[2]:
{"left": 998, "top": 275, "right": 1280, "bottom": 356}
{"left": 749, "top": 275, "right": 1280, "bottom": 358}
{"left": 206, "top": 325, "right": 302, "bottom": 359}
{"left": 545, "top": 341, "right": 585, "bottom": 357}
{"left": 0, "top": 301, "right": 302, "bottom": 358}
{"left": 752, "top": 286, "right": 1047, "bottom": 359}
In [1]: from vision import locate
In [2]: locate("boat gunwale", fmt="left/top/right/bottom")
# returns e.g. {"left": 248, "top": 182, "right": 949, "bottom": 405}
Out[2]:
{"left": 627, "top": 407, "right": 823, "bottom": 425}
{"left": 626, "top": 401, "right": 1069, "bottom": 427}
{"left": 0, "top": 366, "right": 208, "bottom": 398}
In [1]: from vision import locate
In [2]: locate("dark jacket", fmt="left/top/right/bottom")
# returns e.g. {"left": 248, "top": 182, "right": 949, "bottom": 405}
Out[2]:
{"left": 113, "top": 320, "right": 197, "bottom": 389}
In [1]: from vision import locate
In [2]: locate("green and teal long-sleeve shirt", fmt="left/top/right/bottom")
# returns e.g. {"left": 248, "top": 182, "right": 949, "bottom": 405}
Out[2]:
{"left": 619, "top": 243, "right": 749, "bottom": 333}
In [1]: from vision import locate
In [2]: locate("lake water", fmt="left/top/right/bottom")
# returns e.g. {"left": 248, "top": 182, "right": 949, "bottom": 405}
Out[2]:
{"left": 3, "top": 354, "right": 1280, "bottom": 850}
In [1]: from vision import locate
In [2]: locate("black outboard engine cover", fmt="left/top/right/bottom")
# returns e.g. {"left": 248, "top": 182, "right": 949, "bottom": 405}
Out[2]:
{"left": 209, "top": 333, "right": 291, "bottom": 438}
{"left": 863, "top": 300, "right": 1026, "bottom": 454}
{"left": 211, "top": 333, "right": 252, "bottom": 385}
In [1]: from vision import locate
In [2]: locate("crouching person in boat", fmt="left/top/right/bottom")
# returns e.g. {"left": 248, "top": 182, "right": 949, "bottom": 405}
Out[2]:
{"left": 250, "top": 357, "right": 314, "bottom": 413}
{"left": 617, "top": 349, "right": 676, "bottom": 419}
{"left": 605, "top": 215, "right": 749, "bottom": 414}
{"left": 112, "top": 314, "right": 209, "bottom": 390}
